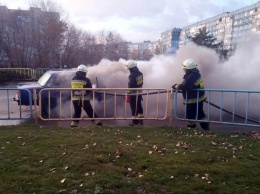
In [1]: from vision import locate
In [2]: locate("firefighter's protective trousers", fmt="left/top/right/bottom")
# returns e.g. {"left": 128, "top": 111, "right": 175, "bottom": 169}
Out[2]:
{"left": 72, "top": 100, "right": 99, "bottom": 123}
{"left": 130, "top": 95, "right": 143, "bottom": 125}
{"left": 185, "top": 101, "right": 209, "bottom": 129}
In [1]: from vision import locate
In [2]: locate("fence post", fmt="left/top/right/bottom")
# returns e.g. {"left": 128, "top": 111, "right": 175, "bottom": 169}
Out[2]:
{"left": 33, "top": 89, "right": 38, "bottom": 125}
{"left": 167, "top": 90, "right": 173, "bottom": 126}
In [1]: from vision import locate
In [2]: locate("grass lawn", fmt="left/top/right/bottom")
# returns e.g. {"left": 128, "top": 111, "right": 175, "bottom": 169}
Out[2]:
{"left": 0, "top": 124, "right": 259, "bottom": 194}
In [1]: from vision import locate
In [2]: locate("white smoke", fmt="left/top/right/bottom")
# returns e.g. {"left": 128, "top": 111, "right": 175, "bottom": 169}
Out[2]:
{"left": 50, "top": 33, "right": 260, "bottom": 126}
{"left": 83, "top": 33, "right": 260, "bottom": 124}
{"left": 8, "top": 35, "right": 258, "bottom": 127}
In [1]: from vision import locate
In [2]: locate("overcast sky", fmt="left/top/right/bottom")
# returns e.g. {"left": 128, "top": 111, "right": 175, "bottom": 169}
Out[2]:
{"left": 1, "top": 0, "right": 256, "bottom": 42}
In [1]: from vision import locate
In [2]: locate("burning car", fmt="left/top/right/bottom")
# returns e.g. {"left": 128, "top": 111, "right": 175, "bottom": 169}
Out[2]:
{"left": 13, "top": 69, "right": 76, "bottom": 116}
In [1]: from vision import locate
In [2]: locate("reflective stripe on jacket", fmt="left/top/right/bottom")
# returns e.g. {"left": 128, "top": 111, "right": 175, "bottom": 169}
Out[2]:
{"left": 178, "top": 68, "right": 207, "bottom": 104}
{"left": 71, "top": 72, "right": 92, "bottom": 101}
{"left": 128, "top": 67, "right": 143, "bottom": 94}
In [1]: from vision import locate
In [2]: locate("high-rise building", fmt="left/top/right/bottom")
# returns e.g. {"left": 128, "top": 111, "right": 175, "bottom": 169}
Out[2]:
{"left": 179, "top": 2, "right": 260, "bottom": 51}
{"left": 0, "top": 6, "right": 60, "bottom": 27}
{"left": 127, "top": 41, "right": 160, "bottom": 60}
{"left": 160, "top": 28, "right": 181, "bottom": 54}
{"left": 0, "top": 6, "right": 61, "bottom": 67}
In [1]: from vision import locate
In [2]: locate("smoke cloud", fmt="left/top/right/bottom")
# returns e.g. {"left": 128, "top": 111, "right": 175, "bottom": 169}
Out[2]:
{"left": 88, "top": 34, "right": 260, "bottom": 90}
{"left": 4, "top": 35, "right": 259, "bottom": 127}
{"left": 83, "top": 33, "right": 260, "bottom": 125}
{"left": 19, "top": 32, "right": 257, "bottom": 127}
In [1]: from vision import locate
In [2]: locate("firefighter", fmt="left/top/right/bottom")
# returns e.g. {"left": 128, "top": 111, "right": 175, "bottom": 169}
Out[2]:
{"left": 70, "top": 64, "right": 102, "bottom": 127}
{"left": 172, "top": 59, "right": 210, "bottom": 130}
{"left": 125, "top": 60, "right": 144, "bottom": 126}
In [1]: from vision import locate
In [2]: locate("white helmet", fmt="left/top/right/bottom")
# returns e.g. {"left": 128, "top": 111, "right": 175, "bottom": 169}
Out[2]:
{"left": 182, "top": 59, "right": 197, "bottom": 69}
{"left": 125, "top": 60, "right": 137, "bottom": 68}
{"left": 77, "top": 64, "right": 88, "bottom": 73}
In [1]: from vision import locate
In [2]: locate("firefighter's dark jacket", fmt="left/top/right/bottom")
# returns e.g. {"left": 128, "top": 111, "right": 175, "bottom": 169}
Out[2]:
{"left": 128, "top": 66, "right": 143, "bottom": 94}
{"left": 178, "top": 68, "right": 206, "bottom": 104}
{"left": 71, "top": 71, "right": 92, "bottom": 100}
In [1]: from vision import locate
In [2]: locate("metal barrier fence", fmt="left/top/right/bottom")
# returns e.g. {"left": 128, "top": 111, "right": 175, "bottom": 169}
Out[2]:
{"left": 0, "top": 68, "right": 33, "bottom": 81}
{"left": 173, "top": 89, "right": 260, "bottom": 127}
{"left": 1, "top": 86, "right": 260, "bottom": 128}
{"left": 38, "top": 88, "right": 170, "bottom": 122}
{"left": 0, "top": 68, "right": 63, "bottom": 82}
{"left": 0, "top": 88, "right": 33, "bottom": 120}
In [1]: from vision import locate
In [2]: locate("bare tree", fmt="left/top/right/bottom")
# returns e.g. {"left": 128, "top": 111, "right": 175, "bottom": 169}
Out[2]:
{"left": 0, "top": 1, "right": 130, "bottom": 68}
{"left": 0, "top": 7, "right": 11, "bottom": 67}
{"left": 129, "top": 49, "right": 141, "bottom": 60}
{"left": 29, "top": 0, "right": 66, "bottom": 68}
{"left": 105, "top": 31, "right": 128, "bottom": 61}
{"left": 0, "top": 1, "right": 66, "bottom": 68}
{"left": 142, "top": 49, "right": 153, "bottom": 60}
{"left": 31, "top": 10, "right": 65, "bottom": 68}
{"left": 0, "top": 8, "right": 34, "bottom": 68}
{"left": 80, "top": 32, "right": 101, "bottom": 65}
{"left": 60, "top": 23, "right": 83, "bottom": 68}
{"left": 29, "top": 0, "right": 64, "bottom": 13}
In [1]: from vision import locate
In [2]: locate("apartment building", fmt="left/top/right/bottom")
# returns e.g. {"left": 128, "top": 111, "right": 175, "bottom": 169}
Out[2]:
{"left": 0, "top": 6, "right": 60, "bottom": 27}
{"left": 121, "top": 2, "right": 260, "bottom": 57}
{"left": 0, "top": 6, "right": 60, "bottom": 67}
{"left": 160, "top": 28, "right": 181, "bottom": 54}
{"left": 179, "top": 2, "right": 260, "bottom": 50}
{"left": 127, "top": 27, "right": 181, "bottom": 58}
{"left": 127, "top": 41, "right": 160, "bottom": 60}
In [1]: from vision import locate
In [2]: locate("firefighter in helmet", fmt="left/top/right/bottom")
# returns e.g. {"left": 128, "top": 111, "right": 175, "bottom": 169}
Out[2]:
{"left": 172, "top": 59, "right": 209, "bottom": 130}
{"left": 125, "top": 60, "right": 144, "bottom": 126}
{"left": 70, "top": 64, "right": 102, "bottom": 127}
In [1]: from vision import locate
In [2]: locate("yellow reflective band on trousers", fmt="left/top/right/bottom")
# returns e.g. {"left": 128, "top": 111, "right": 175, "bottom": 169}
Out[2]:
{"left": 127, "top": 89, "right": 142, "bottom": 94}
{"left": 184, "top": 94, "right": 207, "bottom": 104}
{"left": 138, "top": 113, "right": 144, "bottom": 118}
{"left": 72, "top": 97, "right": 90, "bottom": 100}
{"left": 132, "top": 114, "right": 145, "bottom": 119}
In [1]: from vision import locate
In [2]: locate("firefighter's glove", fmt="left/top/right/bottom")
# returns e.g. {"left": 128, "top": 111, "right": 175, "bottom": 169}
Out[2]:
{"left": 172, "top": 84, "right": 179, "bottom": 90}
{"left": 126, "top": 96, "right": 130, "bottom": 103}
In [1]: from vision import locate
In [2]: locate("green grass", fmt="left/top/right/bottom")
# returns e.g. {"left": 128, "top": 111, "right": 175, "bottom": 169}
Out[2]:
{"left": 0, "top": 125, "right": 259, "bottom": 194}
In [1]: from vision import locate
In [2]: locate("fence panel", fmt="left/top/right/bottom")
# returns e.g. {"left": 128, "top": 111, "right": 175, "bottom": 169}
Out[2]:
{"left": 173, "top": 89, "right": 260, "bottom": 127}
{"left": 0, "top": 68, "right": 64, "bottom": 82}
{"left": 38, "top": 88, "right": 170, "bottom": 122}
{"left": 0, "top": 88, "right": 33, "bottom": 120}
{"left": 0, "top": 68, "right": 33, "bottom": 81}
